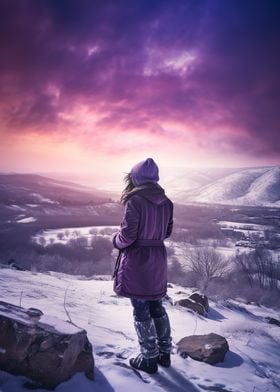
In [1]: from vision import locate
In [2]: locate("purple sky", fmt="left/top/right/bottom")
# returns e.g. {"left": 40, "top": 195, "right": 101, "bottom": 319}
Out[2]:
{"left": 0, "top": 0, "right": 279, "bottom": 174}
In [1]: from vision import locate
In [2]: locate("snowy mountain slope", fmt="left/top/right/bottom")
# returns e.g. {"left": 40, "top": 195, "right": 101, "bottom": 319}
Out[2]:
{"left": 160, "top": 167, "right": 245, "bottom": 201}
{"left": 0, "top": 269, "right": 279, "bottom": 392}
{"left": 180, "top": 166, "right": 280, "bottom": 207}
{"left": 0, "top": 174, "right": 123, "bottom": 227}
{"left": 0, "top": 174, "right": 113, "bottom": 206}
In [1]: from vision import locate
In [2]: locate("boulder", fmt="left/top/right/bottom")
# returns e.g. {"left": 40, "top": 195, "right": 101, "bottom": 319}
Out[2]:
{"left": 177, "top": 333, "right": 229, "bottom": 364}
{"left": 0, "top": 301, "right": 94, "bottom": 389}
{"left": 175, "top": 298, "right": 205, "bottom": 315}
{"left": 189, "top": 292, "right": 209, "bottom": 312}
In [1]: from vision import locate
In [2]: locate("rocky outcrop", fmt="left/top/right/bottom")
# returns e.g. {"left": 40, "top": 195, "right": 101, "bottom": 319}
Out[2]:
{"left": 175, "top": 298, "right": 206, "bottom": 315}
{"left": 174, "top": 292, "right": 209, "bottom": 315}
{"left": 0, "top": 301, "right": 94, "bottom": 389}
{"left": 189, "top": 292, "right": 209, "bottom": 312}
{"left": 177, "top": 333, "right": 229, "bottom": 364}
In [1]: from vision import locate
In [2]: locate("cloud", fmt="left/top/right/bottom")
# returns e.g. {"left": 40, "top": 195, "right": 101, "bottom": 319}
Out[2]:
{"left": 0, "top": 0, "right": 279, "bottom": 162}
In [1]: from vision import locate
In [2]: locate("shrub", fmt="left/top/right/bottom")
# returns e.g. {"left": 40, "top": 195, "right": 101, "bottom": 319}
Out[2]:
{"left": 90, "top": 235, "right": 113, "bottom": 261}
{"left": 68, "top": 236, "right": 88, "bottom": 249}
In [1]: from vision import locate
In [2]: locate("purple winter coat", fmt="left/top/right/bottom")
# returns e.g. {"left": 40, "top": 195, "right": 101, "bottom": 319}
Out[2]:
{"left": 112, "top": 183, "right": 173, "bottom": 300}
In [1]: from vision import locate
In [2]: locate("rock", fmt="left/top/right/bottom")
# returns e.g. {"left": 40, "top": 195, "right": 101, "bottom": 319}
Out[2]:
{"left": 7, "top": 258, "right": 25, "bottom": 271}
{"left": 163, "top": 294, "right": 173, "bottom": 306}
{"left": 266, "top": 317, "right": 280, "bottom": 327}
{"left": 0, "top": 301, "right": 94, "bottom": 389}
{"left": 167, "top": 283, "right": 173, "bottom": 288}
{"left": 177, "top": 333, "right": 229, "bottom": 364}
{"left": 175, "top": 298, "right": 205, "bottom": 315}
{"left": 27, "top": 307, "right": 44, "bottom": 320}
{"left": 189, "top": 292, "right": 209, "bottom": 312}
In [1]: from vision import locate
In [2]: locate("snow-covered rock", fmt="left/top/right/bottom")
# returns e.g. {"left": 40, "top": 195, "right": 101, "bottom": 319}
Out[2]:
{"left": 177, "top": 333, "right": 229, "bottom": 364}
{"left": 189, "top": 293, "right": 209, "bottom": 312}
{"left": 0, "top": 301, "right": 94, "bottom": 389}
{"left": 175, "top": 298, "right": 206, "bottom": 315}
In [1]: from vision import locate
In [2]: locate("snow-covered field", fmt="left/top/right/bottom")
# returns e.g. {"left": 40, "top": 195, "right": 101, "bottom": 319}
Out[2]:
{"left": 34, "top": 226, "right": 119, "bottom": 246}
{"left": 0, "top": 269, "right": 279, "bottom": 392}
{"left": 16, "top": 217, "right": 37, "bottom": 224}
{"left": 218, "top": 220, "right": 274, "bottom": 238}
{"left": 218, "top": 221, "right": 273, "bottom": 232}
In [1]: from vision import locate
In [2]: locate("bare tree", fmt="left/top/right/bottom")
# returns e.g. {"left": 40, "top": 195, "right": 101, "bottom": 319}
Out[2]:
{"left": 234, "top": 251, "right": 254, "bottom": 287}
{"left": 68, "top": 236, "right": 88, "bottom": 249}
{"left": 184, "top": 246, "right": 229, "bottom": 290}
{"left": 234, "top": 248, "right": 280, "bottom": 290}
{"left": 38, "top": 236, "right": 46, "bottom": 246}
{"left": 90, "top": 236, "right": 113, "bottom": 261}
{"left": 57, "top": 232, "right": 64, "bottom": 240}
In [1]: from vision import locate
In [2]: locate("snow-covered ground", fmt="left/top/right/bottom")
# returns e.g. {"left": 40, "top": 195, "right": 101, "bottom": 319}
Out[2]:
{"left": 0, "top": 269, "right": 279, "bottom": 392}
{"left": 16, "top": 217, "right": 37, "bottom": 224}
{"left": 33, "top": 225, "right": 119, "bottom": 246}
{"left": 30, "top": 193, "right": 59, "bottom": 204}
{"left": 218, "top": 221, "right": 273, "bottom": 232}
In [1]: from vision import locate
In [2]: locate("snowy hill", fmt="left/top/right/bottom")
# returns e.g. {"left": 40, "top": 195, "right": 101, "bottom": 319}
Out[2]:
{"left": 0, "top": 174, "right": 113, "bottom": 206}
{"left": 159, "top": 167, "right": 242, "bottom": 200}
{"left": 179, "top": 166, "right": 280, "bottom": 207}
{"left": 0, "top": 174, "right": 122, "bottom": 227}
{"left": 0, "top": 268, "right": 279, "bottom": 391}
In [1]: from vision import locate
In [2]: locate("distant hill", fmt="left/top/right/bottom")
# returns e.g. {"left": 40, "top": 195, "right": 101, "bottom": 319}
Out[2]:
{"left": 0, "top": 174, "right": 114, "bottom": 206}
{"left": 0, "top": 174, "right": 123, "bottom": 227}
{"left": 177, "top": 166, "right": 280, "bottom": 207}
{"left": 161, "top": 167, "right": 243, "bottom": 199}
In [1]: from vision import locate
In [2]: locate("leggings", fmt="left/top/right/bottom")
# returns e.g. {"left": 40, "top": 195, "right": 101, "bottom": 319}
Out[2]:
{"left": 130, "top": 298, "right": 167, "bottom": 322}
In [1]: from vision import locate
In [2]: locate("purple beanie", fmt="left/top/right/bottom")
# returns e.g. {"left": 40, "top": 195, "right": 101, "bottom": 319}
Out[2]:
{"left": 131, "top": 158, "right": 160, "bottom": 186}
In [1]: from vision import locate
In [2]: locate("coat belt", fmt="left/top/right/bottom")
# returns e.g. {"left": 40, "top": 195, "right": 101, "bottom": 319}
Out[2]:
{"left": 133, "top": 239, "right": 164, "bottom": 247}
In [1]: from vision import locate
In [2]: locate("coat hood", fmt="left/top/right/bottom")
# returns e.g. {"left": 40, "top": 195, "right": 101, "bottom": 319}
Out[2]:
{"left": 128, "top": 183, "right": 167, "bottom": 205}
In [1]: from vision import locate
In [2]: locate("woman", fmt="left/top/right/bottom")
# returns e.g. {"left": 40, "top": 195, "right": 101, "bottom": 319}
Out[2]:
{"left": 112, "top": 158, "right": 173, "bottom": 374}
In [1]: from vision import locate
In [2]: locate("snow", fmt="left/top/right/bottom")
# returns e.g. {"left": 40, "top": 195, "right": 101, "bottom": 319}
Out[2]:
{"left": 16, "top": 217, "right": 37, "bottom": 224}
{"left": 218, "top": 221, "right": 273, "bottom": 231}
{"left": 33, "top": 225, "right": 118, "bottom": 246}
{"left": 30, "top": 193, "right": 59, "bottom": 204}
{"left": 217, "top": 220, "right": 273, "bottom": 238}
{"left": 8, "top": 204, "right": 26, "bottom": 211}
{"left": 182, "top": 166, "right": 280, "bottom": 207}
{"left": 39, "top": 314, "right": 82, "bottom": 334}
{"left": 0, "top": 269, "right": 279, "bottom": 391}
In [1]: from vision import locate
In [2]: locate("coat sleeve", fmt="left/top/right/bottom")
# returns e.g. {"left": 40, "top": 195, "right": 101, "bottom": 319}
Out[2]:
{"left": 113, "top": 197, "right": 140, "bottom": 249}
{"left": 165, "top": 201, "right": 173, "bottom": 238}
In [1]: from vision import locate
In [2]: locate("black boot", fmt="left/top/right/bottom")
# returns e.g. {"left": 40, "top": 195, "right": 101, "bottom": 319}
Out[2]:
{"left": 157, "top": 351, "right": 171, "bottom": 367}
{"left": 130, "top": 319, "right": 159, "bottom": 374}
{"left": 129, "top": 353, "right": 158, "bottom": 374}
{"left": 153, "top": 314, "right": 172, "bottom": 367}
